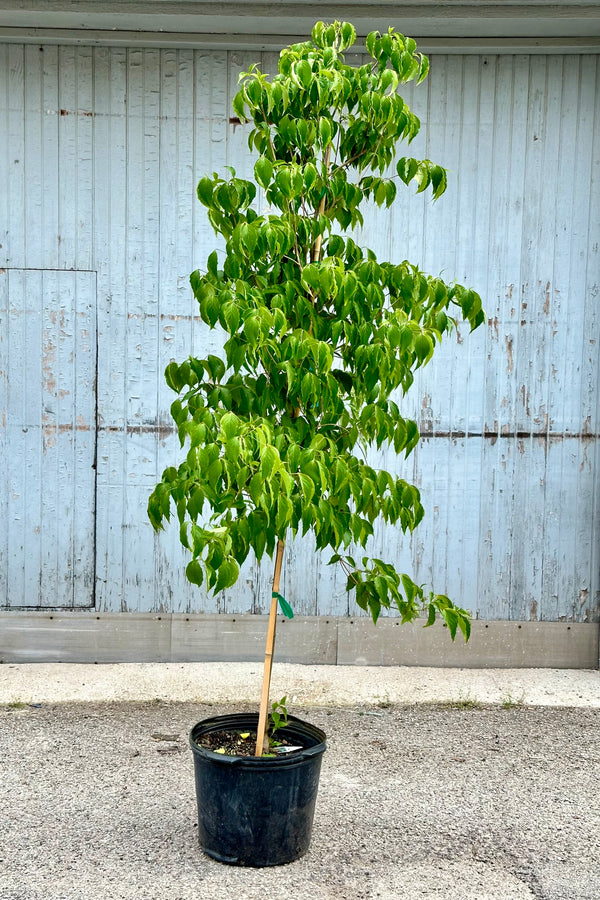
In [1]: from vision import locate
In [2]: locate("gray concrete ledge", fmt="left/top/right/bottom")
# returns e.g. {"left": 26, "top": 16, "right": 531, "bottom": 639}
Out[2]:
{"left": 0, "top": 613, "right": 598, "bottom": 669}
{"left": 0, "top": 661, "right": 598, "bottom": 709}
{"left": 1, "top": 1, "right": 600, "bottom": 54}
{"left": 1, "top": 28, "right": 599, "bottom": 53}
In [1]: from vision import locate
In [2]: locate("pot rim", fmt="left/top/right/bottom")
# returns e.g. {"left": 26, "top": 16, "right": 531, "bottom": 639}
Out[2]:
{"left": 189, "top": 712, "right": 326, "bottom": 767}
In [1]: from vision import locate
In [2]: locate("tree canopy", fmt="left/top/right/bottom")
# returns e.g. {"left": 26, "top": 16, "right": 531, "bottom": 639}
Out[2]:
{"left": 149, "top": 21, "right": 485, "bottom": 639}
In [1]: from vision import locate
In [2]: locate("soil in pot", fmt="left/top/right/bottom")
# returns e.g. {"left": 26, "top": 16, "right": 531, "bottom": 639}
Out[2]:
{"left": 195, "top": 728, "right": 301, "bottom": 757}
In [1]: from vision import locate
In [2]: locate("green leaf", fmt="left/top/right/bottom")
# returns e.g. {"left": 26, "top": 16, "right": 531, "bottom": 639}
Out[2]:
{"left": 207, "top": 459, "right": 222, "bottom": 489}
{"left": 206, "top": 250, "right": 218, "bottom": 277}
{"left": 244, "top": 316, "right": 260, "bottom": 346}
{"left": 340, "top": 22, "right": 356, "bottom": 49}
{"left": 324, "top": 24, "right": 336, "bottom": 46}
{"left": 366, "top": 31, "right": 377, "bottom": 58}
{"left": 249, "top": 472, "right": 263, "bottom": 506}
{"left": 318, "top": 117, "right": 332, "bottom": 147}
{"left": 295, "top": 59, "right": 312, "bottom": 89}
{"left": 414, "top": 333, "right": 433, "bottom": 364}
{"left": 301, "top": 264, "right": 320, "bottom": 291}
{"left": 276, "top": 494, "right": 292, "bottom": 533}
{"left": 299, "top": 373, "right": 312, "bottom": 407}
{"left": 197, "top": 177, "right": 214, "bottom": 207}
{"left": 417, "top": 54, "right": 430, "bottom": 84}
{"left": 442, "top": 607, "right": 459, "bottom": 641}
{"left": 251, "top": 520, "right": 267, "bottom": 560}
{"left": 385, "top": 180, "right": 397, "bottom": 207}
{"left": 298, "top": 473, "right": 315, "bottom": 504}
{"left": 430, "top": 165, "right": 447, "bottom": 199}
{"left": 215, "top": 558, "right": 240, "bottom": 592}
{"left": 260, "top": 445, "right": 278, "bottom": 479}
{"left": 220, "top": 411, "right": 238, "bottom": 440}
{"left": 148, "top": 492, "right": 163, "bottom": 531}
{"left": 368, "top": 592, "right": 382, "bottom": 624}
{"left": 457, "top": 613, "right": 471, "bottom": 642}
{"left": 222, "top": 302, "right": 240, "bottom": 334}
{"left": 276, "top": 168, "right": 293, "bottom": 198}
{"left": 274, "top": 591, "right": 294, "bottom": 619}
{"left": 187, "top": 486, "right": 205, "bottom": 520}
{"left": 232, "top": 89, "right": 246, "bottom": 120}
{"left": 401, "top": 573, "right": 417, "bottom": 603}
{"left": 255, "top": 156, "right": 273, "bottom": 189}
{"left": 165, "top": 361, "right": 181, "bottom": 392}
{"left": 303, "top": 165, "right": 317, "bottom": 194}
{"left": 186, "top": 559, "right": 204, "bottom": 587}
{"left": 397, "top": 157, "right": 419, "bottom": 185}
{"left": 312, "top": 21, "right": 325, "bottom": 46}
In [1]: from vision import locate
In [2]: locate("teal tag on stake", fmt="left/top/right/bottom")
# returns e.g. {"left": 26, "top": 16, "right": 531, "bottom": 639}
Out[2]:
{"left": 273, "top": 592, "right": 294, "bottom": 619}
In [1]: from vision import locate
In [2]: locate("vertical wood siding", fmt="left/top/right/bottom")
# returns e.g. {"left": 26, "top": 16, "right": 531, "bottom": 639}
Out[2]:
{"left": 0, "top": 267, "right": 96, "bottom": 608}
{"left": 0, "top": 46, "right": 598, "bottom": 621}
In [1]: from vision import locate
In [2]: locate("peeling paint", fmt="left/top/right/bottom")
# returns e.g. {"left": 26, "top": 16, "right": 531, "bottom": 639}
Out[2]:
{"left": 43, "top": 421, "right": 91, "bottom": 436}
{"left": 103, "top": 422, "right": 176, "bottom": 440}
{"left": 127, "top": 313, "right": 197, "bottom": 322}
{"left": 420, "top": 394, "right": 433, "bottom": 435}
{"left": 543, "top": 281, "right": 551, "bottom": 315}
{"left": 505, "top": 335, "right": 514, "bottom": 374}
{"left": 42, "top": 335, "right": 57, "bottom": 396}
{"left": 529, "top": 600, "right": 538, "bottom": 620}
{"left": 404, "top": 429, "right": 600, "bottom": 441}
{"left": 60, "top": 107, "right": 95, "bottom": 117}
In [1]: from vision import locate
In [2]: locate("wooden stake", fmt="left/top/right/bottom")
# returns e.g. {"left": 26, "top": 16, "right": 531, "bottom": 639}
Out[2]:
{"left": 254, "top": 144, "right": 330, "bottom": 756}
{"left": 255, "top": 538, "right": 285, "bottom": 756}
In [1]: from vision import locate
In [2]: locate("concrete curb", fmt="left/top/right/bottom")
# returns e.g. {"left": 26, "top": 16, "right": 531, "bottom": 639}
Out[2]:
{"left": 1, "top": 662, "right": 598, "bottom": 708}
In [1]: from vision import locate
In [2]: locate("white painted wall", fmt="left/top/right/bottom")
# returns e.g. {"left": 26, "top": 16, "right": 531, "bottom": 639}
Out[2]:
{"left": 0, "top": 45, "right": 598, "bottom": 622}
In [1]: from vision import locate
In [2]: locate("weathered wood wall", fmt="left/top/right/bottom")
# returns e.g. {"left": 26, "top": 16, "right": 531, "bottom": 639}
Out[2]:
{"left": 0, "top": 45, "right": 598, "bottom": 622}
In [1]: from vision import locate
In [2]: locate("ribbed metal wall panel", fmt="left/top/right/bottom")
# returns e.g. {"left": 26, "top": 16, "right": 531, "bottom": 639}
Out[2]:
{"left": 0, "top": 46, "right": 598, "bottom": 621}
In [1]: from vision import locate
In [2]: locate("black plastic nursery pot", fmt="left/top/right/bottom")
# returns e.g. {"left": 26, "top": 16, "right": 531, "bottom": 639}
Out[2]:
{"left": 189, "top": 713, "right": 327, "bottom": 867}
